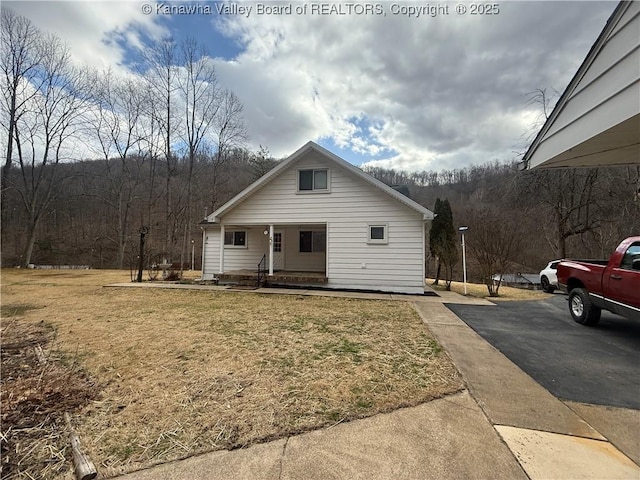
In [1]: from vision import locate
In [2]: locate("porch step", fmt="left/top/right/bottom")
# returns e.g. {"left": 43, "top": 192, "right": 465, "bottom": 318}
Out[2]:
{"left": 267, "top": 274, "right": 327, "bottom": 285}
{"left": 218, "top": 271, "right": 327, "bottom": 286}
{"left": 218, "top": 273, "right": 259, "bottom": 286}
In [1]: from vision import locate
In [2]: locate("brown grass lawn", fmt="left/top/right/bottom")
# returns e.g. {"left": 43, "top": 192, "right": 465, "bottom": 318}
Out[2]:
{"left": 428, "top": 278, "right": 549, "bottom": 301}
{"left": 1, "top": 269, "right": 462, "bottom": 478}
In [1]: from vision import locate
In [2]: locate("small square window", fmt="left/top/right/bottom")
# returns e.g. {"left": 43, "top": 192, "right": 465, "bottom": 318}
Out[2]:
{"left": 368, "top": 224, "right": 388, "bottom": 244}
{"left": 370, "top": 226, "right": 385, "bottom": 240}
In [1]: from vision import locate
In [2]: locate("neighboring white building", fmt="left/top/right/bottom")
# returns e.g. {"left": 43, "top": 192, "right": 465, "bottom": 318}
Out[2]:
{"left": 524, "top": 0, "right": 639, "bottom": 169}
{"left": 200, "top": 141, "right": 434, "bottom": 294}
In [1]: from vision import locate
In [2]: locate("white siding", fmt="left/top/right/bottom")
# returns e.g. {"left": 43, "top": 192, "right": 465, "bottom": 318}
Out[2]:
{"left": 284, "top": 228, "right": 326, "bottom": 272}
{"left": 206, "top": 151, "right": 425, "bottom": 294}
{"left": 202, "top": 228, "right": 219, "bottom": 279}
{"left": 528, "top": 2, "right": 640, "bottom": 168}
{"left": 202, "top": 227, "right": 269, "bottom": 279}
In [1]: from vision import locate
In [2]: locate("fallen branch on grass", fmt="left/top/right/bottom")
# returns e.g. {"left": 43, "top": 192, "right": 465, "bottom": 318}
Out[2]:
{"left": 64, "top": 412, "right": 97, "bottom": 480}
{"left": 34, "top": 344, "right": 47, "bottom": 364}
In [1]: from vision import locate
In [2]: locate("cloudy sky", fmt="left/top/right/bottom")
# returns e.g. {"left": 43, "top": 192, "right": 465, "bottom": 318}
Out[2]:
{"left": 5, "top": 0, "right": 615, "bottom": 171}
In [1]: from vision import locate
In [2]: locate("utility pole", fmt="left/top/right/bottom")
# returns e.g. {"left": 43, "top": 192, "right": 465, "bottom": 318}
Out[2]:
{"left": 459, "top": 226, "right": 469, "bottom": 295}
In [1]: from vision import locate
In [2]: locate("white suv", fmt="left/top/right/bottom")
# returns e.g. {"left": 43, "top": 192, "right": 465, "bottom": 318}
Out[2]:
{"left": 539, "top": 260, "right": 561, "bottom": 293}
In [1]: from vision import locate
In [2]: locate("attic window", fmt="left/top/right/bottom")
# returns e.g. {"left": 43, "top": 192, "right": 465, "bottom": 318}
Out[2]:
{"left": 298, "top": 168, "right": 329, "bottom": 192}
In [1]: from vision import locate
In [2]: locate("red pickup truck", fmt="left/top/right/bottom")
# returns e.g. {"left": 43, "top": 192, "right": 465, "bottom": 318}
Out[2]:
{"left": 557, "top": 237, "right": 640, "bottom": 326}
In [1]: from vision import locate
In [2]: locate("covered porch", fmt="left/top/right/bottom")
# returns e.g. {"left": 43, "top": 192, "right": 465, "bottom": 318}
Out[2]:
{"left": 215, "top": 223, "right": 327, "bottom": 286}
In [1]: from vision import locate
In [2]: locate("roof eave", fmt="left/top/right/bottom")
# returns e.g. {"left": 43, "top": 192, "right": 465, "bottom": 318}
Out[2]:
{"left": 523, "top": 0, "right": 629, "bottom": 169}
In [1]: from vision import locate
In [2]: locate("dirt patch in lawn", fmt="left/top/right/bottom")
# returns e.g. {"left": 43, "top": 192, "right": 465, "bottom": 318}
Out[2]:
{"left": 1, "top": 316, "right": 98, "bottom": 479}
{"left": 1, "top": 269, "right": 463, "bottom": 478}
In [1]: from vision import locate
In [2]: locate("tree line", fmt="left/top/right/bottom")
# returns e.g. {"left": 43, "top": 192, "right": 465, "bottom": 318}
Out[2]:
{"left": 364, "top": 162, "right": 640, "bottom": 291}
{"left": 2, "top": 7, "right": 638, "bottom": 281}
{"left": 1, "top": 7, "right": 253, "bottom": 268}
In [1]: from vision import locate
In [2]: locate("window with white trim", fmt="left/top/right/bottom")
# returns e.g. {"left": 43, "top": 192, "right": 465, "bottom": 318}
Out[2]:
{"left": 298, "top": 168, "right": 329, "bottom": 192}
{"left": 224, "top": 231, "right": 246, "bottom": 247}
{"left": 367, "top": 224, "right": 388, "bottom": 244}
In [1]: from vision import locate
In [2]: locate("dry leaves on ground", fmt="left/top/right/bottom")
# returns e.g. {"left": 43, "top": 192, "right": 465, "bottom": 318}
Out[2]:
{"left": 1, "top": 270, "right": 463, "bottom": 478}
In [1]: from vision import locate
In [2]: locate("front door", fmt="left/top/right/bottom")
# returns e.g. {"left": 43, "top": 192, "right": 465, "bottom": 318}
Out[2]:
{"left": 272, "top": 231, "right": 284, "bottom": 270}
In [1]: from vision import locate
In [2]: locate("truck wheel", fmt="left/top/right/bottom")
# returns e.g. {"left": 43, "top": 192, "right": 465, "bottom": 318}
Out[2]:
{"left": 568, "top": 288, "right": 601, "bottom": 326}
{"left": 541, "top": 276, "right": 555, "bottom": 293}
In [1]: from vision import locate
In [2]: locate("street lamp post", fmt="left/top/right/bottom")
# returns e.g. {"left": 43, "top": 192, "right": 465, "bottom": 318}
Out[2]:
{"left": 459, "top": 226, "right": 468, "bottom": 295}
{"left": 137, "top": 226, "right": 149, "bottom": 283}
{"left": 191, "top": 239, "right": 195, "bottom": 271}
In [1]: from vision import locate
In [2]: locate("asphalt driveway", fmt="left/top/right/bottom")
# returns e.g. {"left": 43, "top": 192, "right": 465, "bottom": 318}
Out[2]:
{"left": 446, "top": 294, "right": 640, "bottom": 409}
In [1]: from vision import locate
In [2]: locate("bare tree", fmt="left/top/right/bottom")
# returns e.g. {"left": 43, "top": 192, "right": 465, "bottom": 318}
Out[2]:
{"left": 587, "top": 165, "right": 640, "bottom": 256}
{"left": 138, "top": 88, "right": 165, "bottom": 247}
{"left": 519, "top": 88, "right": 602, "bottom": 258}
{"left": 0, "top": 9, "right": 44, "bottom": 221}
{"left": 12, "top": 33, "right": 92, "bottom": 266}
{"left": 249, "top": 145, "right": 276, "bottom": 180}
{"left": 202, "top": 89, "right": 247, "bottom": 212}
{"left": 525, "top": 89, "right": 556, "bottom": 126}
{"left": 215, "top": 89, "right": 247, "bottom": 164}
{"left": 177, "top": 38, "right": 221, "bottom": 271}
{"left": 465, "top": 207, "right": 523, "bottom": 296}
{"left": 142, "top": 37, "right": 180, "bottom": 259}
{"left": 0, "top": 10, "right": 249, "bottom": 268}
{"left": 519, "top": 168, "right": 600, "bottom": 258}
{"left": 87, "top": 69, "right": 146, "bottom": 267}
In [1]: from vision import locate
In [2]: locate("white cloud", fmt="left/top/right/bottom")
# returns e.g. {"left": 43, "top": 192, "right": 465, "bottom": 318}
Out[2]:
{"left": 210, "top": 1, "right": 613, "bottom": 170}
{"left": 4, "top": 1, "right": 166, "bottom": 71}
{"left": 4, "top": 1, "right": 615, "bottom": 172}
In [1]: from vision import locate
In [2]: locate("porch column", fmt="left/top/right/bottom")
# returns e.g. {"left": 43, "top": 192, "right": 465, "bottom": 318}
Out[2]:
{"left": 268, "top": 224, "right": 274, "bottom": 276}
{"left": 219, "top": 224, "right": 225, "bottom": 274}
{"left": 201, "top": 228, "right": 207, "bottom": 276}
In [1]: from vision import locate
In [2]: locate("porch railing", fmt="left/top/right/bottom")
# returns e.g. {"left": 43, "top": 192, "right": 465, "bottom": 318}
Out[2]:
{"left": 256, "top": 254, "right": 267, "bottom": 287}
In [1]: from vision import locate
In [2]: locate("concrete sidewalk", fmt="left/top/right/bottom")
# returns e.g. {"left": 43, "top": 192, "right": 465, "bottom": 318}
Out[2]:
{"left": 111, "top": 284, "right": 639, "bottom": 480}
{"left": 415, "top": 301, "right": 639, "bottom": 479}
{"left": 118, "top": 391, "right": 526, "bottom": 480}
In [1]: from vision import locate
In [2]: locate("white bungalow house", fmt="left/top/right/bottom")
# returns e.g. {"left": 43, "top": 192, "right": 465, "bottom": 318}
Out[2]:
{"left": 200, "top": 141, "right": 434, "bottom": 294}
{"left": 524, "top": 0, "right": 639, "bottom": 169}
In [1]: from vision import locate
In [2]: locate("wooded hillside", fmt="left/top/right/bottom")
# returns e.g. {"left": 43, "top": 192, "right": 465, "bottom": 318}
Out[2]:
{"left": 3, "top": 152, "right": 638, "bottom": 282}
{"left": 365, "top": 163, "right": 640, "bottom": 281}
{"left": 2, "top": 7, "right": 638, "bottom": 280}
